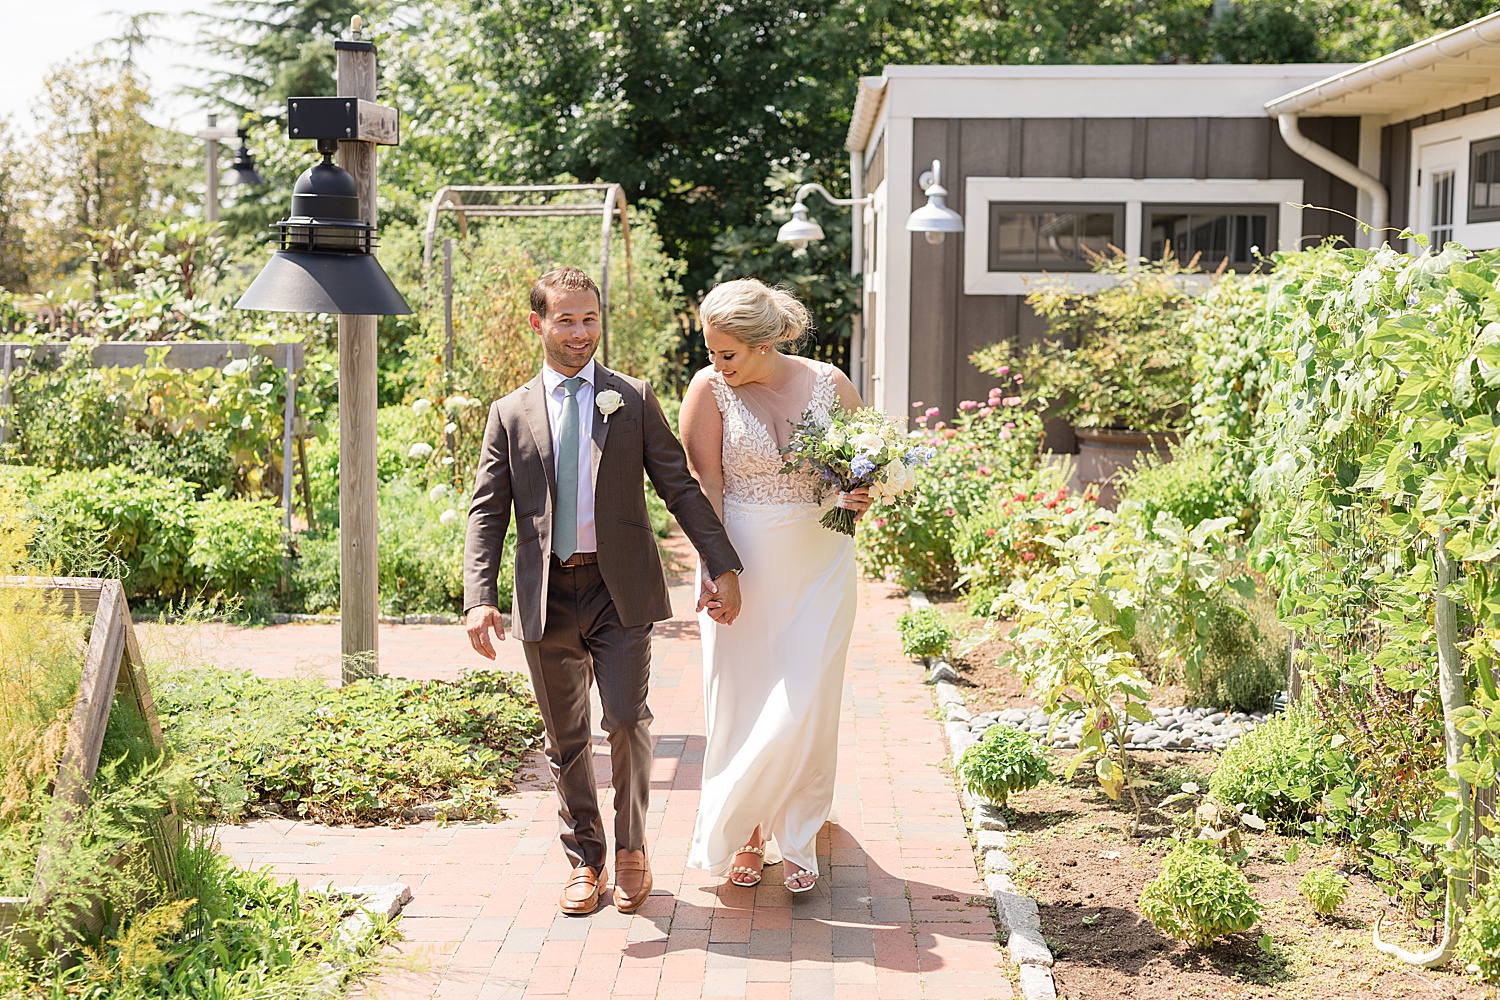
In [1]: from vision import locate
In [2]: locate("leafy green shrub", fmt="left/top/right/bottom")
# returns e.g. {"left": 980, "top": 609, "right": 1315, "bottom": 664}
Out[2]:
{"left": 1139, "top": 842, "right": 1261, "bottom": 947}
{"left": 1298, "top": 867, "right": 1349, "bottom": 916}
{"left": 292, "top": 476, "right": 515, "bottom": 616}
{"left": 972, "top": 254, "right": 1198, "bottom": 432}
{"left": 858, "top": 382, "right": 1043, "bottom": 591}
{"left": 1459, "top": 878, "right": 1500, "bottom": 982}
{"left": 188, "top": 497, "right": 284, "bottom": 597}
{"left": 156, "top": 666, "right": 542, "bottom": 824}
{"left": 958, "top": 725, "right": 1051, "bottom": 805}
{"left": 953, "top": 464, "right": 1107, "bottom": 616}
{"left": 1132, "top": 585, "right": 1286, "bottom": 712}
{"left": 1209, "top": 702, "right": 1353, "bottom": 828}
{"left": 898, "top": 606, "right": 954, "bottom": 659}
{"left": 1118, "top": 444, "right": 1247, "bottom": 531}
{"left": 18, "top": 465, "right": 199, "bottom": 598}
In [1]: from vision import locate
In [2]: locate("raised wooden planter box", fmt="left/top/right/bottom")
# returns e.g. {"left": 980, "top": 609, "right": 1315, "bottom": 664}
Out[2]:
{"left": 0, "top": 578, "right": 165, "bottom": 947}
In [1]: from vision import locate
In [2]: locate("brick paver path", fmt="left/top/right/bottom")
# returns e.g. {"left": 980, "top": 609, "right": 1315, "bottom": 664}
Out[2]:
{"left": 207, "top": 545, "right": 1010, "bottom": 1000}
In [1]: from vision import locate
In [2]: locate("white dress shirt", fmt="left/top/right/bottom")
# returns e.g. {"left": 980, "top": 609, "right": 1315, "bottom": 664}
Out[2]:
{"left": 541, "top": 359, "right": 597, "bottom": 554}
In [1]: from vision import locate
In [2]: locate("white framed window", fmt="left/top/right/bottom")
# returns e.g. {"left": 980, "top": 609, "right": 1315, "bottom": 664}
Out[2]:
{"left": 962, "top": 178, "right": 1304, "bottom": 295}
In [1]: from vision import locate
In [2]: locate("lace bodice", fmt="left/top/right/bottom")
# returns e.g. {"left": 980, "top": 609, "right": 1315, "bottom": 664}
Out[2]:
{"left": 710, "top": 363, "right": 839, "bottom": 509}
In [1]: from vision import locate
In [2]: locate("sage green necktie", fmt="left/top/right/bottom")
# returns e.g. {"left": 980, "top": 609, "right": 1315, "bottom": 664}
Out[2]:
{"left": 553, "top": 376, "right": 584, "bottom": 561}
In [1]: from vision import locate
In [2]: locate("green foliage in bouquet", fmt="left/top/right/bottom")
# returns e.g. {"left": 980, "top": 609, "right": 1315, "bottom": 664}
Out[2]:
{"left": 1139, "top": 842, "right": 1261, "bottom": 947}
{"left": 1299, "top": 867, "right": 1350, "bottom": 917}
{"left": 780, "top": 404, "right": 924, "bottom": 536}
{"left": 958, "top": 725, "right": 1051, "bottom": 806}
{"left": 858, "top": 379, "right": 1044, "bottom": 591}
{"left": 971, "top": 254, "right": 1198, "bottom": 432}
{"left": 897, "top": 606, "right": 954, "bottom": 659}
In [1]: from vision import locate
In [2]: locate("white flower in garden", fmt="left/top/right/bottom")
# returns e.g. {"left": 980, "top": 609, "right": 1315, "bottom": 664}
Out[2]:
{"left": 445, "top": 395, "right": 468, "bottom": 413}
{"left": 429, "top": 484, "right": 450, "bottom": 503}
{"left": 597, "top": 389, "right": 625, "bottom": 422}
{"left": 442, "top": 457, "right": 455, "bottom": 466}
{"left": 412, "top": 398, "right": 433, "bottom": 416}
{"left": 439, "top": 508, "right": 460, "bottom": 527}
{"left": 444, "top": 421, "right": 458, "bottom": 435}
{"left": 408, "top": 442, "right": 434, "bottom": 460}
{"left": 852, "top": 431, "right": 884, "bottom": 454}
{"left": 223, "top": 358, "right": 250, "bottom": 377}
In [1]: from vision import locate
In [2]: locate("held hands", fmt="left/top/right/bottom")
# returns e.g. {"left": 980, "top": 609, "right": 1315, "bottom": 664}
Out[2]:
{"left": 836, "top": 486, "right": 873, "bottom": 520}
{"left": 696, "top": 568, "right": 743, "bottom": 625}
{"left": 466, "top": 604, "right": 507, "bottom": 659}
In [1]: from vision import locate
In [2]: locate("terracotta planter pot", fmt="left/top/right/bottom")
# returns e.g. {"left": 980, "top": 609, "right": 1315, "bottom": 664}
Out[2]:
{"left": 1071, "top": 427, "right": 1179, "bottom": 509}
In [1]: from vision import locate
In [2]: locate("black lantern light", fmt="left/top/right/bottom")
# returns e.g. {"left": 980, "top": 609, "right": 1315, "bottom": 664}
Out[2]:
{"left": 222, "top": 129, "right": 266, "bottom": 187}
{"left": 236, "top": 98, "right": 410, "bottom": 316}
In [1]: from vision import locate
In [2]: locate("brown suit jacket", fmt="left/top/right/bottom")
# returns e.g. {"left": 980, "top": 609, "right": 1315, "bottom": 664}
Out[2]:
{"left": 463, "top": 364, "right": 741, "bottom": 642}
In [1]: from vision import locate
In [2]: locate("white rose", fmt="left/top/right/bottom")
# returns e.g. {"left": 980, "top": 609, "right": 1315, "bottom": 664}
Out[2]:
{"left": 408, "top": 442, "right": 434, "bottom": 460}
{"left": 597, "top": 389, "right": 625, "bottom": 422}
{"left": 827, "top": 426, "right": 846, "bottom": 447}
{"left": 852, "top": 432, "right": 884, "bottom": 453}
{"left": 439, "top": 508, "right": 459, "bottom": 527}
{"left": 412, "top": 398, "right": 433, "bottom": 416}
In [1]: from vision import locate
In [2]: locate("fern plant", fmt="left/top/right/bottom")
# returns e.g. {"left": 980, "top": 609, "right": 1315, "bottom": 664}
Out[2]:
{"left": 959, "top": 725, "right": 1051, "bottom": 806}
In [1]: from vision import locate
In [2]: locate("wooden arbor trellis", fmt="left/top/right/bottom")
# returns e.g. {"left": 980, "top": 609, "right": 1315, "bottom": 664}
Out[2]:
{"left": 421, "top": 184, "right": 634, "bottom": 367}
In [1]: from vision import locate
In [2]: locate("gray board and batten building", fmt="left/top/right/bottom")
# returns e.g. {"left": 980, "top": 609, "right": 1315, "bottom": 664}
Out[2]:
{"left": 844, "top": 12, "right": 1500, "bottom": 437}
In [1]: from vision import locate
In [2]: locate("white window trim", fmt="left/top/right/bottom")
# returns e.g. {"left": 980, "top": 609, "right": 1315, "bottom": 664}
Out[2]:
{"left": 962, "top": 177, "right": 1305, "bottom": 295}
{"left": 1410, "top": 108, "right": 1500, "bottom": 252}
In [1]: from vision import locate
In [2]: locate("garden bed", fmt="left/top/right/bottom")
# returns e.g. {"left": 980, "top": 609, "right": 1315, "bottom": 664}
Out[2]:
{"left": 1004, "top": 755, "right": 1488, "bottom": 999}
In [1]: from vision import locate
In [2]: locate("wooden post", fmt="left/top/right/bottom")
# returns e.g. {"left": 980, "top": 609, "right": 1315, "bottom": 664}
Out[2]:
{"left": 205, "top": 114, "right": 220, "bottom": 224}
{"left": 337, "top": 24, "right": 380, "bottom": 680}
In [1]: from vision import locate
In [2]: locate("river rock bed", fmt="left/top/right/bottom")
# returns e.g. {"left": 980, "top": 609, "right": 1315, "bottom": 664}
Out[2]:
{"left": 937, "top": 682, "right": 1268, "bottom": 752}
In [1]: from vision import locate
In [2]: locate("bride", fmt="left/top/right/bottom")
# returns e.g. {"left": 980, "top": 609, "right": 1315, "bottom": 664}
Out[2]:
{"left": 679, "top": 278, "right": 870, "bottom": 893}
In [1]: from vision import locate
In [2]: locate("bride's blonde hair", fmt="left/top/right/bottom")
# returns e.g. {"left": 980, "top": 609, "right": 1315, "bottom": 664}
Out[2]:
{"left": 698, "top": 278, "right": 811, "bottom": 349}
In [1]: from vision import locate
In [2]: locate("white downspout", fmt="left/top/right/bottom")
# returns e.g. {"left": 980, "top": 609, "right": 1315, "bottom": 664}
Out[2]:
{"left": 850, "top": 148, "right": 865, "bottom": 392}
{"left": 1278, "top": 114, "right": 1388, "bottom": 241}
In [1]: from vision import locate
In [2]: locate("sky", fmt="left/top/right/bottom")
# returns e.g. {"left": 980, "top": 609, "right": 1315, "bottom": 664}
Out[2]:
{"left": 0, "top": 0, "right": 232, "bottom": 135}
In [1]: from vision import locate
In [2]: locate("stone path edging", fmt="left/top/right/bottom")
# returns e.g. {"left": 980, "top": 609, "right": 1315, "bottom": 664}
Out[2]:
{"left": 909, "top": 592, "right": 1058, "bottom": 1000}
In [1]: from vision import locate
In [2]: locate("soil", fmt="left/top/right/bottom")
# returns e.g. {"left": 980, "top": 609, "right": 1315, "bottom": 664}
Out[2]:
{"left": 933, "top": 591, "right": 1500, "bottom": 999}
{"left": 1004, "top": 757, "right": 1494, "bottom": 999}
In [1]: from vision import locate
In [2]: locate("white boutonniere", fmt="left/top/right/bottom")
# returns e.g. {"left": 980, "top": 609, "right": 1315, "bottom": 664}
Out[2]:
{"left": 597, "top": 389, "right": 625, "bottom": 422}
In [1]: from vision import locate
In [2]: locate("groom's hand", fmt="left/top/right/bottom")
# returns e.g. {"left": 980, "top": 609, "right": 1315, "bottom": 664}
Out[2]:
{"left": 707, "top": 571, "right": 741, "bottom": 626}
{"left": 466, "top": 605, "right": 506, "bottom": 659}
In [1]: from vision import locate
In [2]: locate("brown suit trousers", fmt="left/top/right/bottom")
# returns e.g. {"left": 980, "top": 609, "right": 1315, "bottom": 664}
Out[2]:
{"left": 464, "top": 365, "right": 741, "bottom": 869}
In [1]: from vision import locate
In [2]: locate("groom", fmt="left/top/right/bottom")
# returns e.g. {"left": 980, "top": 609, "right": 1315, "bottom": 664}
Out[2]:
{"left": 464, "top": 266, "right": 743, "bottom": 915}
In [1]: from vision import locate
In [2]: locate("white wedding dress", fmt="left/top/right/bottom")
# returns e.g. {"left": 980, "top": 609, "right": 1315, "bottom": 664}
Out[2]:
{"left": 687, "top": 360, "right": 858, "bottom": 879}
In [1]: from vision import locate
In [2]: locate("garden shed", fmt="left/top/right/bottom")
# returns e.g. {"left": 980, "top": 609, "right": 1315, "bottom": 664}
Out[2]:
{"left": 853, "top": 11, "right": 1500, "bottom": 433}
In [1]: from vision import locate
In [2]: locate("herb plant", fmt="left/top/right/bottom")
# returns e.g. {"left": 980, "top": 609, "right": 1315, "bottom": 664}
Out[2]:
{"left": 1208, "top": 703, "right": 1353, "bottom": 829}
{"left": 1139, "top": 842, "right": 1261, "bottom": 947}
{"left": 1458, "top": 879, "right": 1500, "bottom": 982}
{"left": 898, "top": 606, "right": 954, "bottom": 660}
{"left": 958, "top": 725, "right": 1052, "bottom": 806}
{"left": 1298, "top": 867, "right": 1350, "bottom": 917}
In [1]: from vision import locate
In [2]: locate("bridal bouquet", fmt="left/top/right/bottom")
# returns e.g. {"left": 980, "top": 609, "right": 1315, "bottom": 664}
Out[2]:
{"left": 780, "top": 405, "right": 933, "bottom": 536}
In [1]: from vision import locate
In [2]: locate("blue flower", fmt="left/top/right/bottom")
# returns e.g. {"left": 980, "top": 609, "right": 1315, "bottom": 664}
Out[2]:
{"left": 851, "top": 455, "right": 876, "bottom": 480}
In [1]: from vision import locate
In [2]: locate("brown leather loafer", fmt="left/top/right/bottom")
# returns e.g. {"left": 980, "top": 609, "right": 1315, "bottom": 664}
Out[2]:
{"left": 559, "top": 864, "right": 607, "bottom": 915}
{"left": 613, "top": 849, "right": 653, "bottom": 913}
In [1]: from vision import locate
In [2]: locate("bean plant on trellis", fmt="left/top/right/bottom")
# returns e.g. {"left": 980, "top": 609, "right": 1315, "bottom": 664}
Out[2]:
{"left": 1250, "top": 236, "right": 1500, "bottom": 966}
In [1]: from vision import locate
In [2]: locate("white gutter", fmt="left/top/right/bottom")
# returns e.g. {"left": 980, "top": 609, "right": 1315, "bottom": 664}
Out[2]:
{"left": 1277, "top": 114, "right": 1388, "bottom": 237}
{"left": 846, "top": 77, "right": 888, "bottom": 154}
{"left": 1265, "top": 11, "right": 1500, "bottom": 117}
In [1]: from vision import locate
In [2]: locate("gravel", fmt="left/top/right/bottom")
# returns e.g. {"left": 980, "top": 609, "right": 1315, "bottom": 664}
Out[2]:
{"left": 964, "top": 704, "right": 1269, "bottom": 752}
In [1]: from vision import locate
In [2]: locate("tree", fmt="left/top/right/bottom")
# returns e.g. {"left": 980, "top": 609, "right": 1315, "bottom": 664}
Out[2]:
{"left": 23, "top": 58, "right": 192, "bottom": 287}
{"left": 0, "top": 118, "right": 32, "bottom": 291}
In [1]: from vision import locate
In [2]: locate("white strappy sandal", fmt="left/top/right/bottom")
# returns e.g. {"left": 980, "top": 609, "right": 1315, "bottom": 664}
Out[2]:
{"left": 784, "top": 868, "right": 818, "bottom": 893}
{"left": 727, "top": 845, "right": 766, "bottom": 887}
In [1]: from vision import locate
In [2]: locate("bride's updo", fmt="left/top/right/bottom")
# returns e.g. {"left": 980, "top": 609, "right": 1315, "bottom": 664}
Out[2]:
{"left": 699, "top": 278, "right": 811, "bottom": 349}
